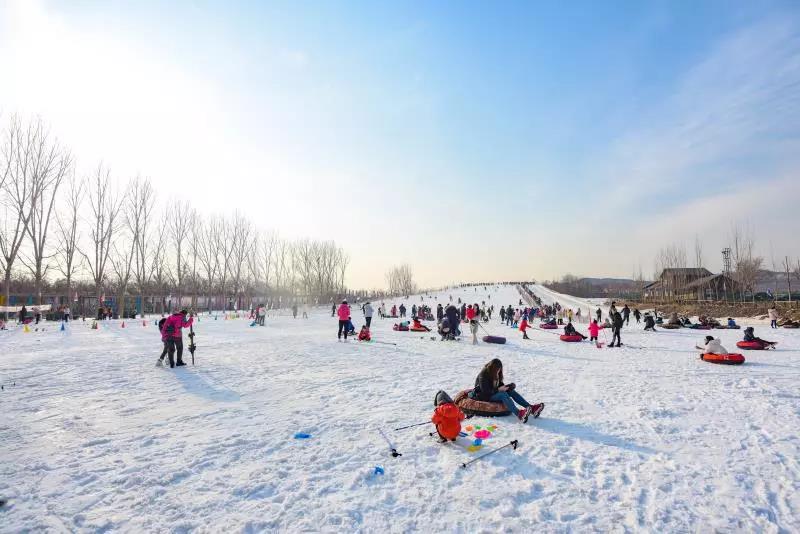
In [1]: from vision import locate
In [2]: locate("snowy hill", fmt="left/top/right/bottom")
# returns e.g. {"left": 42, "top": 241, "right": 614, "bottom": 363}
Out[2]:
{"left": 2, "top": 284, "right": 799, "bottom": 532}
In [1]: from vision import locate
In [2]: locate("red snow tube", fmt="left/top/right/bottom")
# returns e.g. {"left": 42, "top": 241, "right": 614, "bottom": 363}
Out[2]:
{"left": 392, "top": 324, "right": 409, "bottom": 331}
{"left": 736, "top": 340, "right": 766, "bottom": 350}
{"left": 409, "top": 326, "right": 429, "bottom": 332}
{"left": 453, "top": 389, "right": 511, "bottom": 417}
{"left": 559, "top": 334, "right": 583, "bottom": 342}
{"left": 482, "top": 335, "right": 506, "bottom": 344}
{"left": 701, "top": 353, "right": 745, "bottom": 365}
{"left": 540, "top": 323, "right": 558, "bottom": 330}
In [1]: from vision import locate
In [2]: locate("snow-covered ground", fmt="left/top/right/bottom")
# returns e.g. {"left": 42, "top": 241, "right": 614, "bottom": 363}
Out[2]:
{"left": 2, "top": 284, "right": 800, "bottom": 532}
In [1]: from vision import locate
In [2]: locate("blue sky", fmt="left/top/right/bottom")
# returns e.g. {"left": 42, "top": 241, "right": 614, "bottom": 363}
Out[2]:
{"left": 1, "top": 1, "right": 799, "bottom": 287}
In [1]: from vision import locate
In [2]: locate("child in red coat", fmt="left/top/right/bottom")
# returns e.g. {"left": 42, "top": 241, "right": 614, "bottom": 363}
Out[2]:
{"left": 431, "top": 390, "right": 465, "bottom": 442}
{"left": 588, "top": 319, "right": 600, "bottom": 342}
{"left": 519, "top": 317, "right": 532, "bottom": 339}
{"left": 358, "top": 325, "right": 371, "bottom": 341}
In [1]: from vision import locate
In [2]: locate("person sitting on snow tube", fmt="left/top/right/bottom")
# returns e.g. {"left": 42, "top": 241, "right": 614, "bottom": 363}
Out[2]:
{"left": 470, "top": 359, "right": 543, "bottom": 423}
{"left": 742, "top": 327, "right": 776, "bottom": 349}
{"left": 411, "top": 318, "right": 431, "bottom": 332}
{"left": 695, "top": 335, "right": 728, "bottom": 354}
{"left": 564, "top": 321, "right": 587, "bottom": 340}
{"left": 728, "top": 318, "right": 738, "bottom": 328}
{"left": 358, "top": 325, "right": 371, "bottom": 341}
{"left": 544, "top": 317, "right": 557, "bottom": 326}
{"left": 644, "top": 314, "right": 657, "bottom": 331}
{"left": 393, "top": 321, "right": 410, "bottom": 331}
{"left": 667, "top": 312, "right": 681, "bottom": 327}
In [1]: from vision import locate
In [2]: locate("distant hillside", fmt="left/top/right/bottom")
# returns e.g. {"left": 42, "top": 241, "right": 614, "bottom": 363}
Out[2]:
{"left": 544, "top": 276, "right": 649, "bottom": 298}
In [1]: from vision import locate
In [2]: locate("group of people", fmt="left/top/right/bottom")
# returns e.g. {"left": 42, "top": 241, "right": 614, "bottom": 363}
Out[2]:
{"left": 432, "top": 358, "right": 545, "bottom": 441}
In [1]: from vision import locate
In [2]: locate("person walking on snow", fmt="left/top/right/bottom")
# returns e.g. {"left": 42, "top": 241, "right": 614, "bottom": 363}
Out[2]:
{"left": 337, "top": 300, "right": 351, "bottom": 340}
{"left": 331, "top": 303, "right": 336, "bottom": 317}
{"left": 622, "top": 304, "right": 631, "bottom": 325}
{"left": 519, "top": 315, "right": 532, "bottom": 339}
{"left": 466, "top": 304, "right": 479, "bottom": 345}
{"left": 363, "top": 301, "right": 374, "bottom": 328}
{"left": 588, "top": 319, "right": 600, "bottom": 342}
{"left": 609, "top": 311, "right": 624, "bottom": 347}
{"left": 768, "top": 305, "right": 779, "bottom": 329}
{"left": 633, "top": 308, "right": 641, "bottom": 324}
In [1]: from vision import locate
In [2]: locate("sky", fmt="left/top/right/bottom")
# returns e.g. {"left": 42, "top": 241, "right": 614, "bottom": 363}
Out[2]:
{"left": 1, "top": 0, "right": 799, "bottom": 288}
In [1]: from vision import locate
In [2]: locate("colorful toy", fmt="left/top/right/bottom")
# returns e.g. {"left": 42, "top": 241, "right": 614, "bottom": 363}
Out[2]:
{"left": 473, "top": 439, "right": 483, "bottom": 446}
{"left": 465, "top": 425, "right": 474, "bottom": 432}
{"left": 467, "top": 445, "right": 482, "bottom": 452}
{"left": 294, "top": 432, "right": 312, "bottom": 439}
{"left": 373, "top": 466, "right": 384, "bottom": 475}
{"left": 474, "top": 429, "right": 491, "bottom": 439}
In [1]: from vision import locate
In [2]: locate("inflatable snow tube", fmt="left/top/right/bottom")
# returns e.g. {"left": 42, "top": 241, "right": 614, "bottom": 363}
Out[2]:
{"left": 736, "top": 340, "right": 766, "bottom": 350}
{"left": 482, "top": 335, "right": 506, "bottom": 344}
{"left": 392, "top": 324, "right": 409, "bottom": 332}
{"left": 701, "top": 353, "right": 745, "bottom": 365}
{"left": 559, "top": 334, "right": 584, "bottom": 342}
{"left": 453, "top": 389, "right": 511, "bottom": 417}
{"left": 661, "top": 324, "right": 681, "bottom": 329}
{"left": 540, "top": 323, "right": 558, "bottom": 330}
{"left": 689, "top": 324, "right": 712, "bottom": 330}
{"left": 783, "top": 324, "right": 799, "bottom": 329}
{"left": 409, "top": 326, "right": 429, "bottom": 332}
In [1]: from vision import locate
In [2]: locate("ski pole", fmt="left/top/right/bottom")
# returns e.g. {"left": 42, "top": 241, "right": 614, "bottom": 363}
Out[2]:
{"left": 460, "top": 439, "right": 519, "bottom": 469}
{"left": 378, "top": 428, "right": 402, "bottom": 457}
{"left": 394, "top": 421, "right": 431, "bottom": 431}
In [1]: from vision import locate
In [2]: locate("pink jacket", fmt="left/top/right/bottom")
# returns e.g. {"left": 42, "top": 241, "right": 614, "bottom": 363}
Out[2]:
{"left": 337, "top": 304, "right": 350, "bottom": 320}
{"left": 163, "top": 313, "right": 193, "bottom": 340}
{"left": 588, "top": 322, "right": 600, "bottom": 336}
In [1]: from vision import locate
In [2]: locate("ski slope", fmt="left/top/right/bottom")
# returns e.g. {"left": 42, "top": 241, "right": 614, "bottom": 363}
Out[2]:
{"left": 2, "top": 285, "right": 800, "bottom": 532}
{"left": 527, "top": 283, "right": 607, "bottom": 321}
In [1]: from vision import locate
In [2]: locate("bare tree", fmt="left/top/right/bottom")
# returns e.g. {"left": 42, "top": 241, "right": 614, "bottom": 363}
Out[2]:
{"left": 196, "top": 216, "right": 221, "bottom": 310}
{"left": 167, "top": 200, "right": 191, "bottom": 305}
{"left": 386, "top": 264, "right": 417, "bottom": 295}
{"left": 126, "top": 176, "right": 155, "bottom": 316}
{"left": 55, "top": 174, "right": 84, "bottom": 311}
{"left": 730, "top": 223, "right": 762, "bottom": 302}
{"left": 782, "top": 256, "right": 793, "bottom": 303}
{"left": 79, "top": 164, "right": 123, "bottom": 312}
{"left": 21, "top": 126, "right": 73, "bottom": 305}
{"left": 149, "top": 211, "right": 171, "bottom": 314}
{"left": 1, "top": 116, "right": 38, "bottom": 319}
{"left": 229, "top": 212, "right": 254, "bottom": 309}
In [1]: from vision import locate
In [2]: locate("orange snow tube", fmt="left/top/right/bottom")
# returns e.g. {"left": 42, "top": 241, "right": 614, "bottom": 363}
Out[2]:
{"left": 559, "top": 334, "right": 583, "bottom": 342}
{"left": 409, "top": 326, "right": 429, "bottom": 332}
{"left": 701, "top": 353, "right": 745, "bottom": 365}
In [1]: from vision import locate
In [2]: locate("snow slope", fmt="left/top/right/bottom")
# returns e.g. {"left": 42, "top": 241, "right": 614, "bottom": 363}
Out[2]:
{"left": 2, "top": 285, "right": 800, "bottom": 532}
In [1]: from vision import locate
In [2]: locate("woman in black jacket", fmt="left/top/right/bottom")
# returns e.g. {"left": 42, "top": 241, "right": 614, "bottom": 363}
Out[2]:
{"left": 470, "top": 359, "right": 543, "bottom": 422}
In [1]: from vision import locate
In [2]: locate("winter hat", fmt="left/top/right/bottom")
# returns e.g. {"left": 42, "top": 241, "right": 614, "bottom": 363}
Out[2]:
{"left": 434, "top": 390, "right": 454, "bottom": 407}
{"left": 342, "top": 300, "right": 348, "bottom": 304}
{"left": 705, "top": 335, "right": 714, "bottom": 342}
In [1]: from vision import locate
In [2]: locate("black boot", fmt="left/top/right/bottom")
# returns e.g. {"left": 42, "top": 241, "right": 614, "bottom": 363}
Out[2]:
{"left": 176, "top": 360, "right": 186, "bottom": 366}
